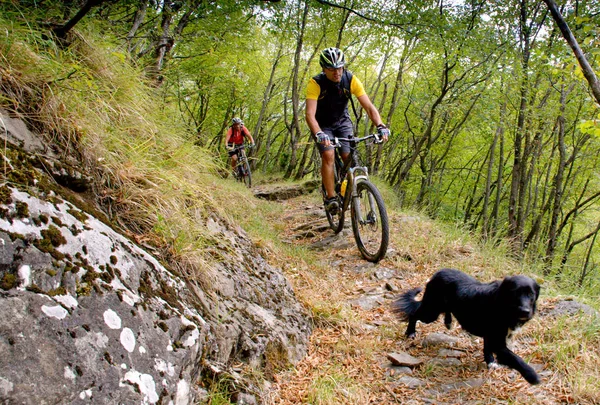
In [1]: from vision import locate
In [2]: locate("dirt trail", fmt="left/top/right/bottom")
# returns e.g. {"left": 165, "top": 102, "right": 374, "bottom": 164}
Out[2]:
{"left": 269, "top": 191, "right": 565, "bottom": 405}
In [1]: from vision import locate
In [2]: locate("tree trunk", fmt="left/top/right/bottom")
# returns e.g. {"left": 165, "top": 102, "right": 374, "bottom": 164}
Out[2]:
{"left": 544, "top": 84, "right": 573, "bottom": 270}
{"left": 372, "top": 82, "right": 388, "bottom": 174}
{"left": 284, "top": 0, "right": 309, "bottom": 179}
{"left": 293, "top": 140, "right": 313, "bottom": 180}
{"left": 386, "top": 38, "right": 415, "bottom": 127}
{"left": 254, "top": 45, "right": 284, "bottom": 154}
{"left": 578, "top": 230, "right": 598, "bottom": 287}
{"left": 561, "top": 221, "right": 600, "bottom": 276}
{"left": 542, "top": 0, "right": 600, "bottom": 105}
{"left": 53, "top": 0, "right": 104, "bottom": 40}
{"left": 491, "top": 125, "right": 505, "bottom": 237}
{"left": 483, "top": 97, "right": 506, "bottom": 238}
{"left": 335, "top": 0, "right": 352, "bottom": 48}
{"left": 507, "top": 0, "right": 533, "bottom": 250}
{"left": 153, "top": 4, "right": 173, "bottom": 78}
{"left": 126, "top": 0, "right": 148, "bottom": 53}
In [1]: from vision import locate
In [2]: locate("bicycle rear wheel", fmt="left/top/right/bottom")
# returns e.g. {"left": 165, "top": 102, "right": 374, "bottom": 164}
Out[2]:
{"left": 322, "top": 183, "right": 344, "bottom": 234}
{"left": 351, "top": 180, "right": 389, "bottom": 262}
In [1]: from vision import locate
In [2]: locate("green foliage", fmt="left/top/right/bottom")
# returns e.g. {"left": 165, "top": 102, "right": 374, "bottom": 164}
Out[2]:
{"left": 2, "top": 0, "right": 600, "bottom": 298}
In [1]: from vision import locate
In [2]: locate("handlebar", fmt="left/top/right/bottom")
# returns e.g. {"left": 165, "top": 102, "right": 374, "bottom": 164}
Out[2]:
{"left": 228, "top": 143, "right": 254, "bottom": 152}
{"left": 331, "top": 133, "right": 383, "bottom": 147}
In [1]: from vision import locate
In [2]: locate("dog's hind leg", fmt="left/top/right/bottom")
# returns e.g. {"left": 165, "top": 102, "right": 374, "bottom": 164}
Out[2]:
{"left": 412, "top": 290, "right": 444, "bottom": 324}
{"left": 405, "top": 318, "right": 417, "bottom": 338}
{"left": 444, "top": 312, "right": 452, "bottom": 329}
{"left": 393, "top": 288, "right": 423, "bottom": 338}
{"left": 482, "top": 338, "right": 496, "bottom": 366}
{"left": 404, "top": 300, "right": 444, "bottom": 338}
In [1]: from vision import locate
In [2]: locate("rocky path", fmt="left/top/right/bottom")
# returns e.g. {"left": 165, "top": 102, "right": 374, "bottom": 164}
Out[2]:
{"left": 265, "top": 187, "right": 583, "bottom": 404}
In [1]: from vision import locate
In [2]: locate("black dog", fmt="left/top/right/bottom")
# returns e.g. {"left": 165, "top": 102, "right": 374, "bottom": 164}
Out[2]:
{"left": 393, "top": 268, "right": 541, "bottom": 384}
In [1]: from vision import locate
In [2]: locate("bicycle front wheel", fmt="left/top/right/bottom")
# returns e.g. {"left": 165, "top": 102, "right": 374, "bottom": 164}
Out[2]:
{"left": 351, "top": 180, "right": 389, "bottom": 262}
{"left": 242, "top": 159, "right": 252, "bottom": 188}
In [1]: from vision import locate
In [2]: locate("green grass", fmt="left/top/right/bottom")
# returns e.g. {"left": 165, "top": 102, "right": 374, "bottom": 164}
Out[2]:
{"left": 528, "top": 312, "right": 600, "bottom": 402}
{"left": 310, "top": 300, "right": 356, "bottom": 329}
{"left": 306, "top": 369, "right": 368, "bottom": 405}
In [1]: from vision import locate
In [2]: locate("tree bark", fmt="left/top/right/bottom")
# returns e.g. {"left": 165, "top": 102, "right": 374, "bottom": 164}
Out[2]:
{"left": 579, "top": 229, "right": 598, "bottom": 287}
{"left": 483, "top": 96, "right": 506, "bottom": 238}
{"left": 386, "top": 38, "right": 415, "bottom": 127}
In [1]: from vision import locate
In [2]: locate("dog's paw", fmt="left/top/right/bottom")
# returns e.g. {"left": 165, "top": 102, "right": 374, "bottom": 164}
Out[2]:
{"left": 523, "top": 369, "right": 541, "bottom": 385}
{"left": 487, "top": 362, "right": 501, "bottom": 370}
{"left": 405, "top": 332, "right": 416, "bottom": 339}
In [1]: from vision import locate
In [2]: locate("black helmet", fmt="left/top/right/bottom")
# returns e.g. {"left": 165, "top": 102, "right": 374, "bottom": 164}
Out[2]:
{"left": 319, "top": 47, "right": 345, "bottom": 69}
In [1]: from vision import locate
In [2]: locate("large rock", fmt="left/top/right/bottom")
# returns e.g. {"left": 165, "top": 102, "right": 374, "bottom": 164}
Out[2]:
{"left": 0, "top": 114, "right": 311, "bottom": 404}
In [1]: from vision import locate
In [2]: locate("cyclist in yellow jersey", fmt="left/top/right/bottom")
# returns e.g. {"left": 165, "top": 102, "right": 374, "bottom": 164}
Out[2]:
{"left": 305, "top": 47, "right": 390, "bottom": 213}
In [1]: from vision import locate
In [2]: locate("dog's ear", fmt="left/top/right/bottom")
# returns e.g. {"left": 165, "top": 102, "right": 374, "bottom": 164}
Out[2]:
{"left": 496, "top": 277, "right": 517, "bottom": 305}
{"left": 533, "top": 280, "right": 541, "bottom": 300}
{"left": 498, "top": 276, "right": 517, "bottom": 291}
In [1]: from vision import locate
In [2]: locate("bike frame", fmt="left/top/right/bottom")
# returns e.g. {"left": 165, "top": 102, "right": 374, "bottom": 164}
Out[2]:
{"left": 230, "top": 144, "right": 248, "bottom": 172}
{"left": 334, "top": 134, "right": 380, "bottom": 212}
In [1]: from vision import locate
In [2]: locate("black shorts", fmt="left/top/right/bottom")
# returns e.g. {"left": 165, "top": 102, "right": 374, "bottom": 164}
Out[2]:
{"left": 227, "top": 144, "right": 242, "bottom": 157}
{"left": 315, "top": 115, "right": 354, "bottom": 154}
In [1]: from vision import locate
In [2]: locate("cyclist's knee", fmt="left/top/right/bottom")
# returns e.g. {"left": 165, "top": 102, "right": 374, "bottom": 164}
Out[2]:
{"left": 321, "top": 149, "right": 335, "bottom": 165}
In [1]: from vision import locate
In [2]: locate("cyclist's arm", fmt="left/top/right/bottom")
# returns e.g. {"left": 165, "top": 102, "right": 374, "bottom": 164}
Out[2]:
{"left": 357, "top": 94, "right": 384, "bottom": 128}
{"left": 243, "top": 127, "right": 255, "bottom": 144}
{"left": 351, "top": 75, "right": 385, "bottom": 128}
{"left": 225, "top": 128, "right": 232, "bottom": 145}
{"left": 305, "top": 79, "right": 323, "bottom": 138}
{"left": 305, "top": 98, "right": 321, "bottom": 137}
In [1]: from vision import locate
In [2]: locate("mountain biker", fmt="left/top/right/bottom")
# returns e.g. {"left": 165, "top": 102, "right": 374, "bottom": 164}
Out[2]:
{"left": 225, "top": 117, "right": 255, "bottom": 173}
{"left": 305, "top": 47, "right": 390, "bottom": 213}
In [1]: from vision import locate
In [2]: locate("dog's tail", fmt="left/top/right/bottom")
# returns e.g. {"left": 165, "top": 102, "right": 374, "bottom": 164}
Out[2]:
{"left": 392, "top": 287, "right": 423, "bottom": 321}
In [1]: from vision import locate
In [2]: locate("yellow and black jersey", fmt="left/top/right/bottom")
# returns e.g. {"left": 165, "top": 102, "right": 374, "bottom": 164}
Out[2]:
{"left": 306, "top": 70, "right": 366, "bottom": 127}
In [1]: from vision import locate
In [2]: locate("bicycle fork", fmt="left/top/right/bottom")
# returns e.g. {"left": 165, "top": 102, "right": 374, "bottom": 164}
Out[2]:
{"left": 343, "top": 166, "right": 369, "bottom": 212}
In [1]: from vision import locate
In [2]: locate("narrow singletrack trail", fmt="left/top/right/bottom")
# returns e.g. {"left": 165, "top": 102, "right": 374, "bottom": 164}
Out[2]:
{"left": 269, "top": 191, "right": 573, "bottom": 405}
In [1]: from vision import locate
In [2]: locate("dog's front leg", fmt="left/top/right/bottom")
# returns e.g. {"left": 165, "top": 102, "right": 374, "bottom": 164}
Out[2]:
{"left": 495, "top": 346, "right": 540, "bottom": 385}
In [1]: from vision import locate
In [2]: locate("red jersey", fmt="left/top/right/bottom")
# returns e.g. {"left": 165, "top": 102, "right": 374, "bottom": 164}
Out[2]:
{"left": 226, "top": 125, "right": 250, "bottom": 145}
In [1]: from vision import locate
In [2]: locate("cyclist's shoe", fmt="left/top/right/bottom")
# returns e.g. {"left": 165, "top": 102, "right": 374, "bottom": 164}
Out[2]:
{"left": 324, "top": 197, "right": 339, "bottom": 214}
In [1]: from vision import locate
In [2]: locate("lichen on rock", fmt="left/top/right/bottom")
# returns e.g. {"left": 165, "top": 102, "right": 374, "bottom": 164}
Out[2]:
{"left": 0, "top": 111, "right": 311, "bottom": 404}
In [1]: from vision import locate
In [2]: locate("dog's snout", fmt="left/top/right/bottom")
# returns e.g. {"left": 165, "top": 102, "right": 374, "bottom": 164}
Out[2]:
{"left": 517, "top": 305, "right": 532, "bottom": 319}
